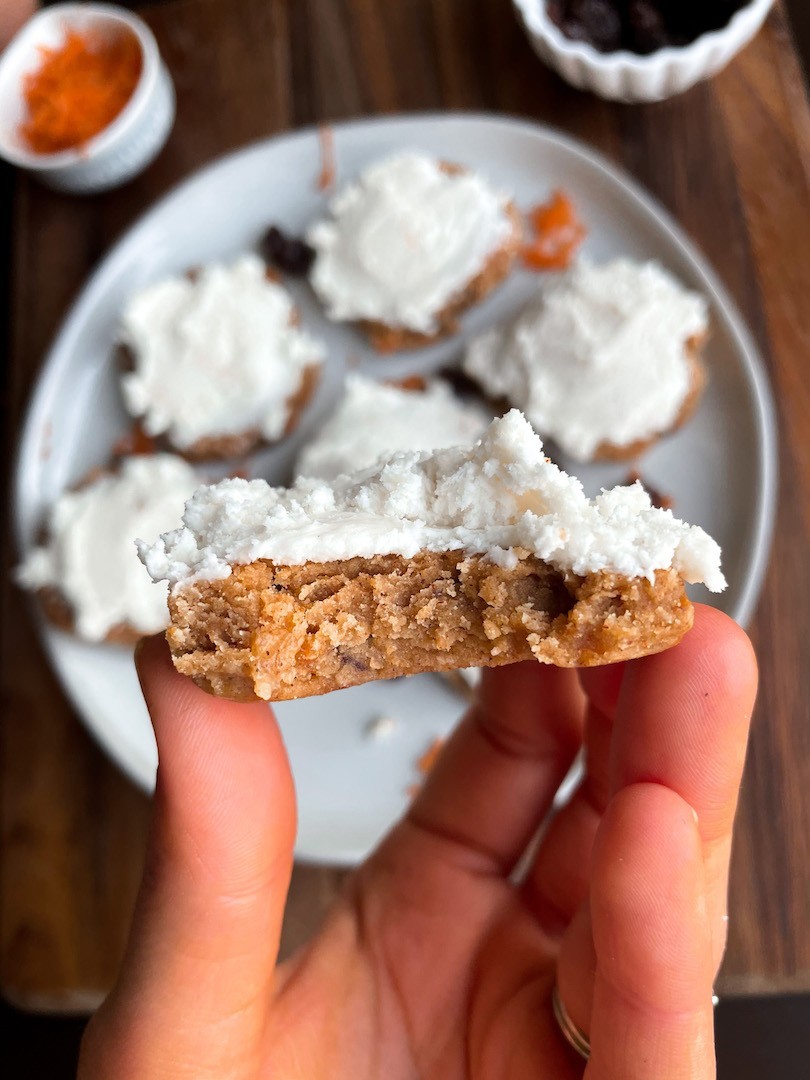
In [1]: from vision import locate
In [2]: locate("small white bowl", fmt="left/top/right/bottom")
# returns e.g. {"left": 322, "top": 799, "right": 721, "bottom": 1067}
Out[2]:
{"left": 512, "top": 0, "right": 776, "bottom": 103}
{"left": 0, "top": 3, "right": 175, "bottom": 193}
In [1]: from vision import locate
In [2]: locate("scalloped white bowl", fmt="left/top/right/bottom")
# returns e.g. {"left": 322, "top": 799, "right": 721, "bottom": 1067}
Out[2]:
{"left": 0, "top": 3, "right": 174, "bottom": 193}
{"left": 512, "top": 0, "right": 776, "bottom": 103}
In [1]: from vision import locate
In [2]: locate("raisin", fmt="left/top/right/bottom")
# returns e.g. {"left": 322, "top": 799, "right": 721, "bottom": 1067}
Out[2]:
{"left": 566, "top": 0, "right": 623, "bottom": 52}
{"left": 551, "top": 0, "right": 743, "bottom": 54}
{"left": 627, "top": 1, "right": 670, "bottom": 54}
{"left": 561, "top": 18, "right": 591, "bottom": 44}
{"left": 260, "top": 225, "right": 316, "bottom": 276}
{"left": 546, "top": 0, "right": 567, "bottom": 29}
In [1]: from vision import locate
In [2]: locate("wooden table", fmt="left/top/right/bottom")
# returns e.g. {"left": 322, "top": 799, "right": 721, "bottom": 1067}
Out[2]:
{"left": 3, "top": 0, "right": 810, "bottom": 1011}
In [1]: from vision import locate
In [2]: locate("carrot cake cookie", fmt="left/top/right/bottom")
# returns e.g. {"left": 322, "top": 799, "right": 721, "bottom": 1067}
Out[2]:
{"left": 463, "top": 258, "right": 709, "bottom": 462}
{"left": 140, "top": 411, "right": 725, "bottom": 702}
{"left": 119, "top": 254, "right": 325, "bottom": 459}
{"left": 306, "top": 152, "right": 522, "bottom": 352}
{"left": 18, "top": 454, "right": 200, "bottom": 644}
{"left": 295, "top": 374, "right": 489, "bottom": 480}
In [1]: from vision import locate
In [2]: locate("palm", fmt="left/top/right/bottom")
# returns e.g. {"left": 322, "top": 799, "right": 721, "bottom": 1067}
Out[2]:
{"left": 81, "top": 606, "right": 756, "bottom": 1080}
{"left": 269, "top": 856, "right": 574, "bottom": 1079}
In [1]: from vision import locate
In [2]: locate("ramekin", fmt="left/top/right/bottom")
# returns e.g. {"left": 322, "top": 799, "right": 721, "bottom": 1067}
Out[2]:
{"left": 0, "top": 3, "right": 175, "bottom": 194}
{"left": 512, "top": 0, "right": 776, "bottom": 103}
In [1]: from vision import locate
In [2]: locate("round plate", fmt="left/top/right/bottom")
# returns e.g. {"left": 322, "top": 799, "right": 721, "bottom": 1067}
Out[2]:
{"left": 14, "top": 114, "right": 777, "bottom": 866}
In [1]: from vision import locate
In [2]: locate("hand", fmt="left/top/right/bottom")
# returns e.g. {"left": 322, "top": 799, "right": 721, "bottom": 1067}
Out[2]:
{"left": 80, "top": 605, "right": 757, "bottom": 1079}
{"left": 0, "top": 0, "right": 35, "bottom": 48}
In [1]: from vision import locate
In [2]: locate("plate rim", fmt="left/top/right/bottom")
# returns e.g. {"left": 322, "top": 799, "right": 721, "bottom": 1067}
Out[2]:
{"left": 12, "top": 111, "right": 779, "bottom": 833}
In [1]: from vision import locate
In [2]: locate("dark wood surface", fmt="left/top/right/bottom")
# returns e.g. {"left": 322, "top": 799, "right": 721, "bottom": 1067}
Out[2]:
{"left": 3, "top": 0, "right": 810, "bottom": 1011}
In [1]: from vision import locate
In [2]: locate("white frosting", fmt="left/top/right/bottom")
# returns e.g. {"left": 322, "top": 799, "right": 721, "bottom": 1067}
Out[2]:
{"left": 119, "top": 255, "right": 325, "bottom": 450}
{"left": 307, "top": 152, "right": 513, "bottom": 334}
{"left": 140, "top": 411, "right": 725, "bottom": 593}
{"left": 295, "top": 374, "right": 490, "bottom": 481}
{"left": 18, "top": 455, "right": 200, "bottom": 642}
{"left": 463, "top": 259, "right": 709, "bottom": 462}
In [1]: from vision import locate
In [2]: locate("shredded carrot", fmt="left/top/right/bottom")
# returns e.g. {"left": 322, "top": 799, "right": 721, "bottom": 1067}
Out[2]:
{"left": 317, "top": 124, "right": 336, "bottom": 191}
{"left": 20, "top": 28, "right": 142, "bottom": 154}
{"left": 417, "top": 737, "right": 446, "bottom": 776}
{"left": 112, "top": 422, "right": 157, "bottom": 458}
{"left": 394, "top": 374, "right": 428, "bottom": 392}
{"left": 521, "top": 190, "right": 586, "bottom": 272}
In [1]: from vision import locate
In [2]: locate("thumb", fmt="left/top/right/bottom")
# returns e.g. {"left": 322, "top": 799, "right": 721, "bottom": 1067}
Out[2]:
{"left": 81, "top": 634, "right": 296, "bottom": 1079}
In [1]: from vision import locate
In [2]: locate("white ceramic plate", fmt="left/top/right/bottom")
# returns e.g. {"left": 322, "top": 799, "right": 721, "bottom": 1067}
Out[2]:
{"left": 14, "top": 114, "right": 777, "bottom": 866}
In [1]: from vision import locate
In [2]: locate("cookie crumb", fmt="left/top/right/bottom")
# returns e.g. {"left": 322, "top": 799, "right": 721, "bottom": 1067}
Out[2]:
{"left": 365, "top": 714, "right": 399, "bottom": 741}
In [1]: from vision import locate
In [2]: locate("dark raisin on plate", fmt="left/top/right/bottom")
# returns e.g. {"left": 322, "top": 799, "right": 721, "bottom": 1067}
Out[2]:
{"left": 260, "top": 225, "right": 316, "bottom": 276}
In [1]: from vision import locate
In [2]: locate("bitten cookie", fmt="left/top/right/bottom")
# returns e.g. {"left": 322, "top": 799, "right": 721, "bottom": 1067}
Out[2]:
{"left": 17, "top": 454, "right": 200, "bottom": 644}
{"left": 140, "top": 412, "right": 725, "bottom": 702}
{"left": 118, "top": 255, "right": 325, "bottom": 460}
{"left": 463, "top": 258, "right": 709, "bottom": 462}
{"left": 306, "top": 152, "right": 522, "bottom": 352}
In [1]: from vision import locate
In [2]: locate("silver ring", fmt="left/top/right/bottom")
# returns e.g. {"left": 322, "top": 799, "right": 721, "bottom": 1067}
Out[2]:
{"left": 552, "top": 983, "right": 590, "bottom": 1062}
{"left": 551, "top": 984, "right": 718, "bottom": 1061}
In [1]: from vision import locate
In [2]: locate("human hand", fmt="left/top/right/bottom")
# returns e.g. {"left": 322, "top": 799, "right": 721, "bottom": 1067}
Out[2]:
{"left": 79, "top": 605, "right": 757, "bottom": 1079}
{"left": 0, "top": 0, "right": 35, "bottom": 49}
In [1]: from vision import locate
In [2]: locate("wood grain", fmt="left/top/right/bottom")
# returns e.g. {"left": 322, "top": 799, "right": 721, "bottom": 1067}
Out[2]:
{"left": 2, "top": 0, "right": 810, "bottom": 1008}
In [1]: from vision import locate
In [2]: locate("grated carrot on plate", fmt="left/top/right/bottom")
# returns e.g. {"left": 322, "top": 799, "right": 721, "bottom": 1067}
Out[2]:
{"left": 20, "top": 28, "right": 143, "bottom": 155}
{"left": 317, "top": 123, "right": 335, "bottom": 191}
{"left": 522, "top": 189, "right": 586, "bottom": 272}
{"left": 417, "top": 736, "right": 446, "bottom": 776}
{"left": 112, "top": 422, "right": 157, "bottom": 458}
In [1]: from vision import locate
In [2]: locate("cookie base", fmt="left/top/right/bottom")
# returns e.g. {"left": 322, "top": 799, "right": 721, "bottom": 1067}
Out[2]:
{"left": 166, "top": 551, "right": 693, "bottom": 702}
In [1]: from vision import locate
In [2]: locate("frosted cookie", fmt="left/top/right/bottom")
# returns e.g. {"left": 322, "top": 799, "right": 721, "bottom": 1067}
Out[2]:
{"left": 17, "top": 455, "right": 200, "bottom": 644}
{"left": 119, "top": 255, "right": 325, "bottom": 460}
{"left": 140, "top": 411, "right": 725, "bottom": 702}
{"left": 463, "top": 259, "right": 709, "bottom": 462}
{"left": 306, "top": 152, "right": 523, "bottom": 352}
{"left": 294, "top": 374, "right": 489, "bottom": 481}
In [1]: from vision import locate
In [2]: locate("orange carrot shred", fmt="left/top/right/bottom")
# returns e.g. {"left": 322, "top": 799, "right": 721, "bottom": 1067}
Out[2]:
{"left": 417, "top": 737, "right": 446, "bottom": 776}
{"left": 522, "top": 190, "right": 586, "bottom": 272}
{"left": 112, "top": 422, "right": 157, "bottom": 458}
{"left": 317, "top": 124, "right": 336, "bottom": 191}
{"left": 19, "top": 28, "right": 142, "bottom": 154}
